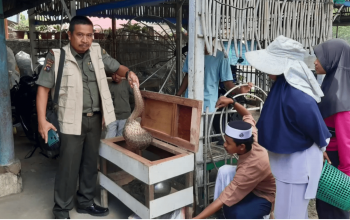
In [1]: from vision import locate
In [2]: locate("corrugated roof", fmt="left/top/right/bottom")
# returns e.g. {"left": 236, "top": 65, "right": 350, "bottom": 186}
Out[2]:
{"left": 3, "top": 0, "right": 51, "bottom": 18}
{"left": 32, "top": 0, "right": 189, "bottom": 26}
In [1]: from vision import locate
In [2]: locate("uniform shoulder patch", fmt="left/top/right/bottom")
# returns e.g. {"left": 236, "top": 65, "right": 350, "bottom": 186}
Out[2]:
{"left": 45, "top": 58, "right": 54, "bottom": 72}
{"left": 49, "top": 50, "right": 54, "bottom": 55}
{"left": 102, "top": 49, "right": 106, "bottom": 55}
{"left": 47, "top": 58, "right": 54, "bottom": 65}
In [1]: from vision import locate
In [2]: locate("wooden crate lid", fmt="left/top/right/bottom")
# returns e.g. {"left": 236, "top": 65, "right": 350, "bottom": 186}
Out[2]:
{"left": 140, "top": 91, "right": 202, "bottom": 153}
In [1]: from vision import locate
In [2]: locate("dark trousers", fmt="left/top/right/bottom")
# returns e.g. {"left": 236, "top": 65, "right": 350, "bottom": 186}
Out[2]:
{"left": 222, "top": 192, "right": 272, "bottom": 219}
{"left": 53, "top": 114, "right": 102, "bottom": 218}
{"left": 316, "top": 151, "right": 350, "bottom": 219}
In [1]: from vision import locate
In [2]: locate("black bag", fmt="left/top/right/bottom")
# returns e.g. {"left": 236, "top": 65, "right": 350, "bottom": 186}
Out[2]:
{"left": 39, "top": 49, "right": 65, "bottom": 158}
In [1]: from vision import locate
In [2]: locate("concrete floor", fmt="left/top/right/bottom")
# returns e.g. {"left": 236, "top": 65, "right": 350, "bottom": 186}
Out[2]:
{"left": 0, "top": 126, "right": 133, "bottom": 219}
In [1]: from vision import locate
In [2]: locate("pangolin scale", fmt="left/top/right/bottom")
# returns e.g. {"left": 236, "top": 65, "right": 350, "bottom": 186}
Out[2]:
{"left": 123, "top": 82, "right": 153, "bottom": 151}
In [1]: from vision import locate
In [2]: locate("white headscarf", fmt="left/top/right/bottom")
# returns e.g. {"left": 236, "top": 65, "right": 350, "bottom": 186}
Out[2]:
{"left": 245, "top": 35, "right": 324, "bottom": 103}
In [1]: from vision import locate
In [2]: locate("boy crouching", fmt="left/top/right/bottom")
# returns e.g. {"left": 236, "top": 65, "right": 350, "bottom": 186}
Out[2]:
{"left": 194, "top": 96, "right": 276, "bottom": 219}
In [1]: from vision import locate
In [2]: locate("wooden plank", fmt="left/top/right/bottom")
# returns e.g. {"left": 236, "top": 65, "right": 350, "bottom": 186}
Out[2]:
{"left": 149, "top": 187, "right": 193, "bottom": 218}
{"left": 185, "top": 172, "right": 194, "bottom": 219}
{"left": 190, "top": 107, "right": 201, "bottom": 153}
{"left": 139, "top": 84, "right": 202, "bottom": 154}
{"left": 100, "top": 157, "right": 108, "bottom": 208}
{"left": 151, "top": 139, "right": 188, "bottom": 155}
{"left": 100, "top": 140, "right": 194, "bottom": 185}
{"left": 107, "top": 170, "right": 135, "bottom": 186}
{"left": 172, "top": 103, "right": 179, "bottom": 137}
{"left": 149, "top": 153, "right": 194, "bottom": 185}
{"left": 100, "top": 141, "right": 151, "bottom": 184}
{"left": 141, "top": 90, "right": 202, "bottom": 109}
{"left": 142, "top": 98, "right": 174, "bottom": 136}
{"left": 145, "top": 184, "right": 154, "bottom": 208}
{"left": 4, "top": 19, "right": 8, "bottom": 39}
{"left": 99, "top": 172, "right": 150, "bottom": 219}
{"left": 101, "top": 138, "right": 153, "bottom": 167}
{"left": 144, "top": 127, "right": 197, "bottom": 153}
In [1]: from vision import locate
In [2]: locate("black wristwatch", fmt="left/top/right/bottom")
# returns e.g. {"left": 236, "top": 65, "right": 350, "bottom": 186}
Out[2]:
{"left": 230, "top": 97, "right": 237, "bottom": 108}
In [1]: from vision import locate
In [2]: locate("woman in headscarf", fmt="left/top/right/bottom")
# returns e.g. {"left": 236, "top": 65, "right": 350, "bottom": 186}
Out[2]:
{"left": 314, "top": 39, "right": 350, "bottom": 219}
{"left": 217, "top": 36, "right": 331, "bottom": 218}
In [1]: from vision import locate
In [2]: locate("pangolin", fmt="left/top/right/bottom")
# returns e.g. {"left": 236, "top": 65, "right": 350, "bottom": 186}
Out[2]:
{"left": 123, "top": 82, "right": 153, "bottom": 152}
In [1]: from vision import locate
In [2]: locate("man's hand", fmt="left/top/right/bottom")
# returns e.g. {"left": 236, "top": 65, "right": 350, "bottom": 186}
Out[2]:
{"left": 102, "top": 117, "right": 105, "bottom": 129}
{"left": 216, "top": 96, "right": 234, "bottom": 109}
{"left": 128, "top": 71, "right": 140, "bottom": 88}
{"left": 239, "top": 82, "right": 254, "bottom": 94}
{"left": 38, "top": 120, "right": 57, "bottom": 144}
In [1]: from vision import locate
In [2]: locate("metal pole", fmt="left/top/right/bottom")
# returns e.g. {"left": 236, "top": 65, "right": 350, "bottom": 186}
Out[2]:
{"left": 60, "top": 0, "right": 72, "bottom": 20}
{"left": 28, "top": 8, "right": 37, "bottom": 68}
{"left": 176, "top": 0, "right": 184, "bottom": 89}
{"left": 112, "top": 10, "right": 116, "bottom": 59}
{"left": 336, "top": 25, "right": 338, "bottom": 38}
{"left": 0, "top": 0, "right": 15, "bottom": 166}
{"left": 328, "top": 0, "right": 333, "bottom": 40}
{"left": 70, "top": 1, "right": 76, "bottom": 17}
{"left": 189, "top": 0, "right": 205, "bottom": 212}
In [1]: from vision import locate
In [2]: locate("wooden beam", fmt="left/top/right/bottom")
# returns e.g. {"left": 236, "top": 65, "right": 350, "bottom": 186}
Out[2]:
{"left": 4, "top": 18, "right": 8, "bottom": 39}
{"left": 100, "top": 157, "right": 108, "bottom": 208}
{"left": 176, "top": 0, "right": 184, "bottom": 90}
{"left": 185, "top": 172, "right": 194, "bottom": 219}
{"left": 145, "top": 184, "right": 155, "bottom": 208}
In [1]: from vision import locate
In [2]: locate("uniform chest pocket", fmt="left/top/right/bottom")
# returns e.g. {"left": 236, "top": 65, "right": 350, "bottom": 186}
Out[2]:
{"left": 87, "top": 60, "right": 95, "bottom": 72}
{"left": 58, "top": 98, "right": 75, "bottom": 123}
{"left": 61, "top": 69, "right": 75, "bottom": 87}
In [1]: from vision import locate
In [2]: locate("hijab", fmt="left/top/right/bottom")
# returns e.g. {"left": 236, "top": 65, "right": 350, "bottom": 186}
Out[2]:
{"left": 314, "top": 39, "right": 350, "bottom": 119}
{"left": 257, "top": 75, "right": 331, "bottom": 154}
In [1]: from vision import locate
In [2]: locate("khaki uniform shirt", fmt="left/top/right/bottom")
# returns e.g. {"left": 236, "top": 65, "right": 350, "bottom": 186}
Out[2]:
{"left": 218, "top": 115, "right": 276, "bottom": 208}
{"left": 36, "top": 43, "right": 117, "bottom": 135}
{"left": 36, "top": 45, "right": 120, "bottom": 113}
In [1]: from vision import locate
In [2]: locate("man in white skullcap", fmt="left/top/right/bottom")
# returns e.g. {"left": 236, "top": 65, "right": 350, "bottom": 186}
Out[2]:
{"left": 193, "top": 98, "right": 276, "bottom": 219}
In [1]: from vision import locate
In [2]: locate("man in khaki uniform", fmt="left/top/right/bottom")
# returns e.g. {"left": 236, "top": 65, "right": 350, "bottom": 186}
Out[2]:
{"left": 36, "top": 16, "right": 139, "bottom": 219}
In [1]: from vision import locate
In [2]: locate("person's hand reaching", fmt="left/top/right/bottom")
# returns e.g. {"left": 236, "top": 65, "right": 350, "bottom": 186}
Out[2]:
{"left": 239, "top": 82, "right": 254, "bottom": 94}
{"left": 216, "top": 96, "right": 234, "bottom": 109}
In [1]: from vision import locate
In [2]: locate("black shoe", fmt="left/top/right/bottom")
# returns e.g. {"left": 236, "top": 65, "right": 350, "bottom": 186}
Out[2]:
{"left": 54, "top": 216, "right": 70, "bottom": 219}
{"left": 77, "top": 203, "right": 109, "bottom": 217}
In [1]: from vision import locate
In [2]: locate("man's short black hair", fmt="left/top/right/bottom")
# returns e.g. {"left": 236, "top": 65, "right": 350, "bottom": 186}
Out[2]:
{"left": 232, "top": 135, "right": 254, "bottom": 152}
{"left": 69, "top": 16, "right": 93, "bottom": 33}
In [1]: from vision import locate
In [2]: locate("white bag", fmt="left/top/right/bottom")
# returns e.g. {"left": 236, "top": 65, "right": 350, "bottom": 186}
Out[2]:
{"left": 15, "top": 51, "right": 33, "bottom": 77}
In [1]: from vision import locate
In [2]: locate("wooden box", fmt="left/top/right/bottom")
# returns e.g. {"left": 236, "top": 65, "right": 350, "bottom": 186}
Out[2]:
{"left": 99, "top": 91, "right": 202, "bottom": 219}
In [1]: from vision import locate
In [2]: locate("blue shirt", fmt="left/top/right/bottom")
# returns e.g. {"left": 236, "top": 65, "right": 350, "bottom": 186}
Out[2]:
{"left": 183, "top": 50, "right": 233, "bottom": 113}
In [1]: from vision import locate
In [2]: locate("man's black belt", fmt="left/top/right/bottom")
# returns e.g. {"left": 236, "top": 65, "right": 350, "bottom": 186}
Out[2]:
{"left": 83, "top": 111, "right": 101, "bottom": 117}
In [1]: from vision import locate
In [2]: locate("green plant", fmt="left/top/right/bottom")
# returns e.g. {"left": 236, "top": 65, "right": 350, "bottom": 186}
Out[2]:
{"left": 36, "top": 25, "right": 48, "bottom": 32}
{"left": 12, "top": 23, "right": 28, "bottom": 31}
{"left": 12, "top": 13, "right": 29, "bottom": 31}
{"left": 141, "top": 26, "right": 148, "bottom": 33}
{"left": 52, "top": 25, "right": 61, "bottom": 32}
{"left": 121, "top": 23, "right": 142, "bottom": 32}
